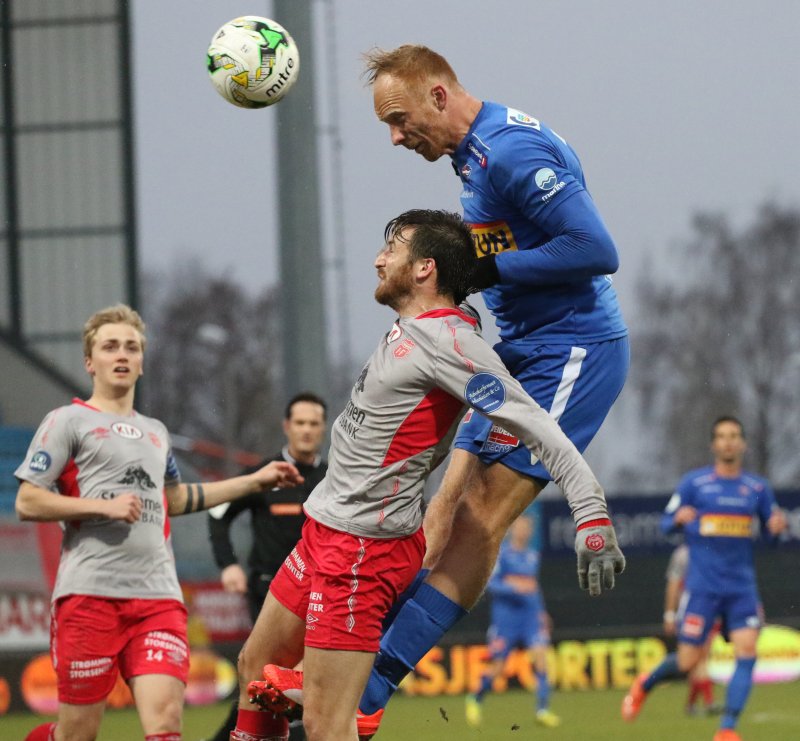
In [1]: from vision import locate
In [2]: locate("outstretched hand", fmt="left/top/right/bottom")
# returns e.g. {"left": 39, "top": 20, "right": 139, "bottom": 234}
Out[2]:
{"left": 575, "top": 519, "right": 625, "bottom": 596}
{"left": 252, "top": 461, "right": 304, "bottom": 490}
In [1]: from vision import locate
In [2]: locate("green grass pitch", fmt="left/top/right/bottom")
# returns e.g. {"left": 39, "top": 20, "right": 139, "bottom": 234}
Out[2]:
{"left": 2, "top": 683, "right": 798, "bottom": 740}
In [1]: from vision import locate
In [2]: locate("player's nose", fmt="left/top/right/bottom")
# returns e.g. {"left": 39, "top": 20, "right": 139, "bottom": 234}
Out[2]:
{"left": 389, "top": 125, "right": 405, "bottom": 146}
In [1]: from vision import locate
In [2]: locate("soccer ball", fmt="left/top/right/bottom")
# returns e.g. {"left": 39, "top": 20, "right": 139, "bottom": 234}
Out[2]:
{"left": 207, "top": 16, "right": 300, "bottom": 109}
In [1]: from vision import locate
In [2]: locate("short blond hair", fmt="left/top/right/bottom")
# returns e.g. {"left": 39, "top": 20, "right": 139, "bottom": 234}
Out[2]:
{"left": 82, "top": 304, "right": 146, "bottom": 358}
{"left": 362, "top": 44, "right": 460, "bottom": 88}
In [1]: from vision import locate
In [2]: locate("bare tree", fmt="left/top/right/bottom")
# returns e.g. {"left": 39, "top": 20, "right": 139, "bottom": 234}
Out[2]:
{"left": 629, "top": 203, "right": 800, "bottom": 486}
{"left": 139, "top": 264, "right": 286, "bottom": 473}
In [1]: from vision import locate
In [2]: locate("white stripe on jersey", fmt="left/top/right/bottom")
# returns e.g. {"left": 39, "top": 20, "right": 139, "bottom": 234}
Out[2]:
{"left": 531, "top": 346, "right": 586, "bottom": 465}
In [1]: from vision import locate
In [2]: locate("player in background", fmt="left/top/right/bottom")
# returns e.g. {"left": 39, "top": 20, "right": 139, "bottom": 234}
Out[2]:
{"left": 622, "top": 417, "right": 787, "bottom": 741}
{"left": 206, "top": 393, "right": 328, "bottom": 741}
{"left": 14, "top": 304, "right": 302, "bottom": 741}
{"left": 663, "top": 543, "right": 719, "bottom": 715}
{"left": 355, "top": 44, "right": 629, "bottom": 729}
{"left": 465, "top": 513, "right": 560, "bottom": 729}
{"left": 233, "top": 209, "right": 623, "bottom": 741}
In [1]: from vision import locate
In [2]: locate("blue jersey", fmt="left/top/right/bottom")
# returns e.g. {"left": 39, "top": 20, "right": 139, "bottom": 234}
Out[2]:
{"left": 452, "top": 102, "right": 627, "bottom": 344}
{"left": 487, "top": 540, "right": 543, "bottom": 621}
{"left": 661, "top": 466, "right": 777, "bottom": 595}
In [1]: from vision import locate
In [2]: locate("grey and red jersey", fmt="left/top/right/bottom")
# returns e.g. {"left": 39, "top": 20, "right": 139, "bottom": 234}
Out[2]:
{"left": 304, "top": 308, "right": 607, "bottom": 539}
{"left": 15, "top": 399, "right": 183, "bottom": 602}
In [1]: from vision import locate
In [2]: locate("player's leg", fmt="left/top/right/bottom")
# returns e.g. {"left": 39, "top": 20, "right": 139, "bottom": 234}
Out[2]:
{"left": 49, "top": 701, "right": 106, "bottom": 741}
{"left": 466, "top": 626, "right": 509, "bottom": 727}
{"left": 419, "top": 449, "right": 481, "bottom": 569}
{"left": 623, "top": 590, "right": 715, "bottom": 721}
{"left": 128, "top": 673, "right": 184, "bottom": 737}
{"left": 118, "top": 599, "right": 191, "bottom": 739}
{"left": 528, "top": 602, "right": 559, "bottom": 728}
{"left": 48, "top": 595, "right": 130, "bottom": 741}
{"left": 234, "top": 591, "right": 307, "bottom": 740}
{"left": 716, "top": 593, "right": 761, "bottom": 735}
{"left": 301, "top": 647, "right": 376, "bottom": 741}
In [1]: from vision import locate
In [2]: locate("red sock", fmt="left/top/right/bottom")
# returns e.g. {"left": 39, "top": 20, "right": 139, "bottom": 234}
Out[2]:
{"left": 699, "top": 678, "right": 714, "bottom": 706}
{"left": 24, "top": 723, "right": 56, "bottom": 741}
{"left": 145, "top": 734, "right": 181, "bottom": 740}
{"left": 687, "top": 679, "right": 701, "bottom": 707}
{"left": 231, "top": 708, "right": 289, "bottom": 741}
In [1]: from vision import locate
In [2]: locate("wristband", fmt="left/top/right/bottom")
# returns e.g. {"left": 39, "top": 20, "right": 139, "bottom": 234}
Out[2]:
{"left": 663, "top": 610, "right": 677, "bottom": 621}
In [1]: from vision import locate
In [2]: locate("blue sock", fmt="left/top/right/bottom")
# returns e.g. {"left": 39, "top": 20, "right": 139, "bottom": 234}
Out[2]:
{"left": 474, "top": 673, "right": 493, "bottom": 702}
{"left": 721, "top": 657, "right": 756, "bottom": 730}
{"left": 381, "top": 568, "right": 429, "bottom": 633}
{"left": 535, "top": 669, "right": 550, "bottom": 712}
{"left": 360, "top": 583, "right": 468, "bottom": 714}
{"left": 642, "top": 653, "right": 683, "bottom": 692}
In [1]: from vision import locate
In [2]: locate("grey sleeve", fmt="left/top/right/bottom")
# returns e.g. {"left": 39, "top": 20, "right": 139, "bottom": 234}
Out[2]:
{"left": 14, "top": 408, "right": 74, "bottom": 489}
{"left": 432, "top": 324, "right": 608, "bottom": 526}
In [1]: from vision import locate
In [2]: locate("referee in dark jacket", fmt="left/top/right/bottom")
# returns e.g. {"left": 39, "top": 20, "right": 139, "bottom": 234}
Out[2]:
{"left": 207, "top": 392, "right": 327, "bottom": 741}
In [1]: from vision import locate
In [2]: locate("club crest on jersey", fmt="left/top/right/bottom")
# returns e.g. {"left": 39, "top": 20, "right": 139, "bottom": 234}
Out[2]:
{"left": 29, "top": 450, "right": 52, "bottom": 473}
{"left": 393, "top": 338, "right": 415, "bottom": 358}
{"left": 112, "top": 421, "right": 142, "bottom": 440}
{"left": 466, "top": 139, "right": 488, "bottom": 168}
{"left": 465, "top": 373, "right": 506, "bottom": 413}
{"left": 506, "top": 108, "right": 541, "bottom": 129}
{"left": 461, "top": 163, "right": 472, "bottom": 179}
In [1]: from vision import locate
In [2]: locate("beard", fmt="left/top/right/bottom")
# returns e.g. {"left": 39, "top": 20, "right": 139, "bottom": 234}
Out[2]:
{"left": 374, "top": 263, "right": 415, "bottom": 309}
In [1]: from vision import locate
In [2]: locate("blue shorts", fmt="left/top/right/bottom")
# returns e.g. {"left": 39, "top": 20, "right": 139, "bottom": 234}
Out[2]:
{"left": 455, "top": 336, "right": 629, "bottom": 480}
{"left": 487, "top": 613, "right": 548, "bottom": 659}
{"left": 678, "top": 590, "right": 763, "bottom": 646}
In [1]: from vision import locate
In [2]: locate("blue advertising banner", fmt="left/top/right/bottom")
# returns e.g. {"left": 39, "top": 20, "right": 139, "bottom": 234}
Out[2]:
{"left": 540, "top": 489, "right": 800, "bottom": 556}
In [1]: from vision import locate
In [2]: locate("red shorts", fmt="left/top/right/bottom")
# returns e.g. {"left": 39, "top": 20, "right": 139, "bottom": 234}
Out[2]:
{"left": 270, "top": 517, "right": 425, "bottom": 652}
{"left": 51, "top": 595, "right": 189, "bottom": 704}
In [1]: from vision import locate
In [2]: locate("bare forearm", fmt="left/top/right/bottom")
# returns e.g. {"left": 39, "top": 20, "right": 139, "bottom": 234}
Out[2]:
{"left": 16, "top": 482, "right": 107, "bottom": 522}
{"left": 168, "top": 475, "right": 258, "bottom": 517}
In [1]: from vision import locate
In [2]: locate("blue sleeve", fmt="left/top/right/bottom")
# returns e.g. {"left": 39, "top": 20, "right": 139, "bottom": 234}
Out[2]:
{"left": 757, "top": 483, "right": 779, "bottom": 543}
{"left": 490, "top": 137, "right": 619, "bottom": 286}
{"left": 660, "top": 478, "right": 693, "bottom": 535}
{"left": 486, "top": 550, "right": 520, "bottom": 598}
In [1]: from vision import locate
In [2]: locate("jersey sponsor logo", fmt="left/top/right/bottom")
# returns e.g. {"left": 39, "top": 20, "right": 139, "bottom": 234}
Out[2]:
{"left": 119, "top": 465, "right": 157, "bottom": 490}
{"left": 393, "top": 338, "right": 416, "bottom": 358}
{"left": 90, "top": 426, "right": 110, "bottom": 439}
{"left": 699, "top": 513, "right": 752, "bottom": 538}
{"left": 148, "top": 432, "right": 162, "bottom": 448}
{"left": 465, "top": 373, "right": 506, "bottom": 413}
{"left": 386, "top": 324, "right": 402, "bottom": 344}
{"left": 487, "top": 425, "right": 519, "bottom": 447}
{"left": 111, "top": 422, "right": 143, "bottom": 440}
{"left": 535, "top": 168, "right": 558, "bottom": 191}
{"left": 338, "top": 399, "right": 366, "bottom": 440}
{"left": 466, "top": 139, "right": 488, "bottom": 168}
{"left": 470, "top": 220, "right": 518, "bottom": 257}
{"left": 29, "top": 451, "right": 52, "bottom": 473}
{"left": 506, "top": 108, "right": 541, "bottom": 129}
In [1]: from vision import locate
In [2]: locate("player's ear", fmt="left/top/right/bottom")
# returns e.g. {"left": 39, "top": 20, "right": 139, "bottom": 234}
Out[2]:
{"left": 431, "top": 84, "right": 447, "bottom": 111}
{"left": 84, "top": 355, "right": 95, "bottom": 376}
